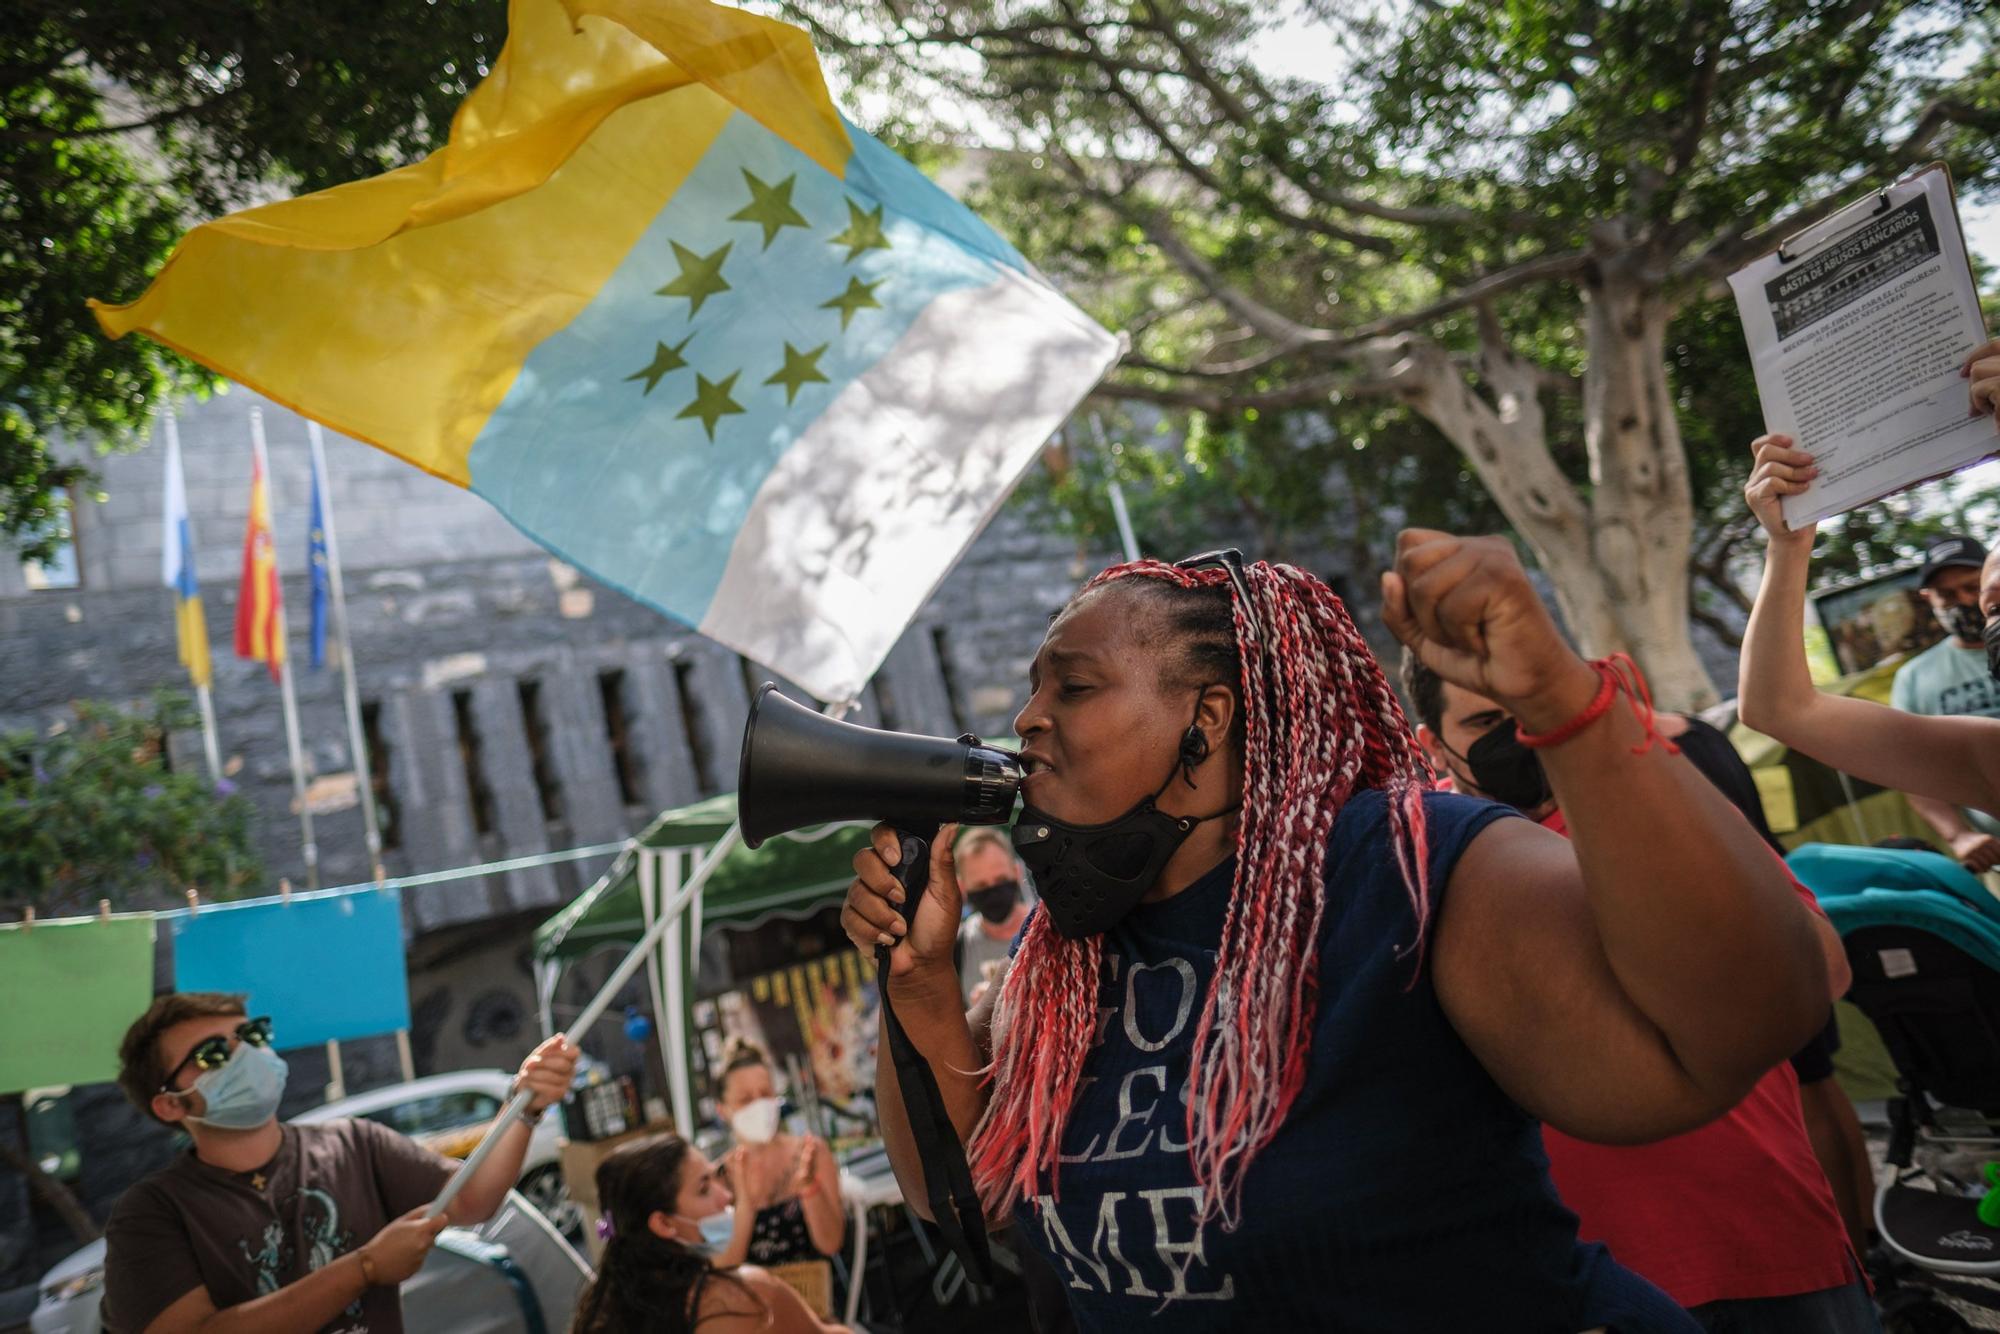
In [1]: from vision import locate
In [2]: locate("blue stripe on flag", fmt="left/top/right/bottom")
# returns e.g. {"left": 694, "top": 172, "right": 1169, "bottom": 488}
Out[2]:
{"left": 172, "top": 518, "right": 200, "bottom": 600}
{"left": 467, "top": 112, "right": 1007, "bottom": 632}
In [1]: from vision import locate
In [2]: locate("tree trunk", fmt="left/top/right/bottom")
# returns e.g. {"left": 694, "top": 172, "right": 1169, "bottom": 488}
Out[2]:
{"left": 1373, "top": 267, "right": 1719, "bottom": 712}
{"left": 1577, "top": 262, "right": 1716, "bottom": 711}
{"left": 0, "top": 1121, "right": 102, "bottom": 1246}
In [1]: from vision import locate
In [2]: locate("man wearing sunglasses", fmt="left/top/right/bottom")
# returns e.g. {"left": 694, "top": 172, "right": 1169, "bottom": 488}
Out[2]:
{"left": 100, "top": 992, "right": 576, "bottom": 1333}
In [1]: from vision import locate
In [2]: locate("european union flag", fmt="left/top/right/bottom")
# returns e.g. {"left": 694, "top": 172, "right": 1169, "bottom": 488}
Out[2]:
{"left": 307, "top": 466, "right": 329, "bottom": 669}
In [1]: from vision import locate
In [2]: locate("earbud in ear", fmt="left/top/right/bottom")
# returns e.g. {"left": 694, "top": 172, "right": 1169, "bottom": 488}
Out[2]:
{"left": 1179, "top": 725, "right": 1210, "bottom": 769}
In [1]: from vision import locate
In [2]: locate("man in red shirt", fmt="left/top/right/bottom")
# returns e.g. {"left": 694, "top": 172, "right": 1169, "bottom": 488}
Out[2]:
{"left": 1401, "top": 651, "right": 1879, "bottom": 1332}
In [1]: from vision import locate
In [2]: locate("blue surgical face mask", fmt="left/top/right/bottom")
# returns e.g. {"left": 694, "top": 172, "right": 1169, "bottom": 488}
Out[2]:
{"left": 184, "top": 1043, "right": 289, "bottom": 1130}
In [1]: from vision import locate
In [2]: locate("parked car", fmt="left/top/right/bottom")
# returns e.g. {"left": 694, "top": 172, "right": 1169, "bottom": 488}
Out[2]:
{"left": 30, "top": 1070, "right": 582, "bottom": 1334}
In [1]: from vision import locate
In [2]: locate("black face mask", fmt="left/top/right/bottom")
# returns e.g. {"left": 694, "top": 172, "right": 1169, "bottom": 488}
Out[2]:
{"left": 1011, "top": 708, "right": 1237, "bottom": 940}
{"left": 965, "top": 880, "right": 1021, "bottom": 924}
{"left": 1985, "top": 616, "right": 2000, "bottom": 682}
{"left": 1938, "top": 601, "right": 1985, "bottom": 644}
{"left": 1448, "top": 718, "right": 1553, "bottom": 813}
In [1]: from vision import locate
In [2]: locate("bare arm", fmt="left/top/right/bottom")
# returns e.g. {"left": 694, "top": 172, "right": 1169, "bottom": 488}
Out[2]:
{"left": 796, "top": 1138, "right": 847, "bottom": 1257}
{"left": 143, "top": 1259, "right": 370, "bottom": 1334}
{"left": 843, "top": 826, "right": 1004, "bottom": 1225}
{"left": 1388, "top": 531, "right": 1832, "bottom": 1143}
{"left": 142, "top": 1207, "right": 446, "bottom": 1334}
{"left": 1737, "top": 436, "right": 2000, "bottom": 820}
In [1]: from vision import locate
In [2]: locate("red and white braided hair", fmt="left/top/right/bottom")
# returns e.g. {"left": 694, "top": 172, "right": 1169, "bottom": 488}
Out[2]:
{"left": 968, "top": 556, "right": 1434, "bottom": 1229}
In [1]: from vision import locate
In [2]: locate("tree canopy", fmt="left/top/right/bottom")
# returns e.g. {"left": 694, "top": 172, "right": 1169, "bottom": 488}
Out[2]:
{"left": 1, "top": 0, "right": 505, "bottom": 557}
{"left": 795, "top": 0, "right": 2000, "bottom": 703}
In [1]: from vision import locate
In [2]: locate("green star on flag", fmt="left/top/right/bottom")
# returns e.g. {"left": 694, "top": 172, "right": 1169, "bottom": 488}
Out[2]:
{"left": 656, "top": 240, "right": 733, "bottom": 317}
{"left": 729, "top": 170, "right": 811, "bottom": 249}
{"left": 830, "top": 199, "right": 891, "bottom": 262}
{"left": 625, "top": 334, "right": 694, "bottom": 395}
{"left": 822, "top": 276, "right": 882, "bottom": 331}
{"left": 764, "top": 342, "right": 831, "bottom": 405}
{"left": 677, "top": 371, "right": 746, "bottom": 440}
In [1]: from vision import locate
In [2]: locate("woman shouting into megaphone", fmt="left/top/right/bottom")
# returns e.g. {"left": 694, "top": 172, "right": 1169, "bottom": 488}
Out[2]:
{"left": 841, "top": 536, "right": 1834, "bottom": 1334}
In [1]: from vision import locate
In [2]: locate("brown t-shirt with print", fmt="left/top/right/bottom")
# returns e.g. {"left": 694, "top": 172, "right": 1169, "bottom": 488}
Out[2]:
{"left": 101, "top": 1119, "right": 456, "bottom": 1333}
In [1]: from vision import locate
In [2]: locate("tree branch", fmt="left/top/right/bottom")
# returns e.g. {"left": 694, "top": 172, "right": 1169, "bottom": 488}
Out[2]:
{"left": 0, "top": 88, "right": 242, "bottom": 143}
{"left": 1680, "top": 94, "right": 1998, "bottom": 282}
{"left": 1049, "top": 145, "right": 1343, "bottom": 352}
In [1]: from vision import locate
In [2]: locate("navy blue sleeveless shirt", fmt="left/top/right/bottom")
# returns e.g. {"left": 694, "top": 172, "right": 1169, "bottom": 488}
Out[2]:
{"left": 1010, "top": 789, "right": 1697, "bottom": 1333}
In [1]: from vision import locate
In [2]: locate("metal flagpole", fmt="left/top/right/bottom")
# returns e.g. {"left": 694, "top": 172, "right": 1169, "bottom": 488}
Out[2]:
{"left": 426, "top": 698, "right": 849, "bottom": 1218}
{"left": 430, "top": 820, "right": 744, "bottom": 1217}
{"left": 306, "top": 422, "right": 385, "bottom": 879}
{"left": 1088, "top": 414, "right": 1142, "bottom": 563}
{"left": 249, "top": 408, "right": 320, "bottom": 890}
{"left": 163, "top": 412, "right": 224, "bottom": 783}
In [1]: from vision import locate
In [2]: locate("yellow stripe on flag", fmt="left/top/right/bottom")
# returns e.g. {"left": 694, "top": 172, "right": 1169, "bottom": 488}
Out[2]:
{"left": 177, "top": 596, "right": 212, "bottom": 689}
{"left": 89, "top": 0, "right": 849, "bottom": 488}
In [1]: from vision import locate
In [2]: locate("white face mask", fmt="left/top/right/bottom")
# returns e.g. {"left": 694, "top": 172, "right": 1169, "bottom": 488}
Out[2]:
{"left": 729, "top": 1096, "right": 783, "bottom": 1144}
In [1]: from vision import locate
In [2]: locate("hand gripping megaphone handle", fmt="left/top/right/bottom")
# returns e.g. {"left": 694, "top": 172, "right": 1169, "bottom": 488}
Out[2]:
{"left": 876, "top": 820, "right": 996, "bottom": 1291}
{"left": 888, "top": 823, "right": 933, "bottom": 926}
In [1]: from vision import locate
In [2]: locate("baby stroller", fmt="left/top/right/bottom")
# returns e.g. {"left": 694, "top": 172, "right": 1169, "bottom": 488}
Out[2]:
{"left": 1791, "top": 844, "right": 2000, "bottom": 1328}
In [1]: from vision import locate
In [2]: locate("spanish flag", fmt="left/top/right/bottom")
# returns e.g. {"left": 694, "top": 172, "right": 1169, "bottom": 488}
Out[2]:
{"left": 234, "top": 452, "right": 284, "bottom": 680}
{"left": 90, "top": 0, "right": 1117, "bottom": 704}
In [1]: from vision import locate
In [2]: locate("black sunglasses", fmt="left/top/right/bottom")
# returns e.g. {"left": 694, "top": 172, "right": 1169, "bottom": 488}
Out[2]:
{"left": 159, "top": 1016, "right": 273, "bottom": 1094}
{"left": 1175, "top": 548, "right": 1254, "bottom": 610}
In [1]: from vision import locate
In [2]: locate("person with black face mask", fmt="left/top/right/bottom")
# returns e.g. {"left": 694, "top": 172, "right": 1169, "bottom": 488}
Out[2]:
{"left": 1401, "top": 650, "right": 1877, "bottom": 1333}
{"left": 839, "top": 536, "right": 1836, "bottom": 1334}
{"left": 950, "top": 827, "right": 1034, "bottom": 1008}
{"left": 1739, "top": 425, "right": 2000, "bottom": 864}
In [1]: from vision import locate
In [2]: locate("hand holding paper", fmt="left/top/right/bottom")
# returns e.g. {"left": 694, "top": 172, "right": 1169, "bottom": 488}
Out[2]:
{"left": 1729, "top": 166, "right": 1997, "bottom": 529}
{"left": 1968, "top": 336, "right": 2000, "bottom": 425}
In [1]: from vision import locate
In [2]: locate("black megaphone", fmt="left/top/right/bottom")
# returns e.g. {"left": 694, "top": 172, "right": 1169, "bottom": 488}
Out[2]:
{"left": 736, "top": 682, "right": 1019, "bottom": 1291}
{"left": 736, "top": 683, "right": 1020, "bottom": 849}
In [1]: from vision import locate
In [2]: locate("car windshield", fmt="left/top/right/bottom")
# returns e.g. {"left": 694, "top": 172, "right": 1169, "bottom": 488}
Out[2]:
{"left": 361, "top": 1090, "right": 501, "bottom": 1138}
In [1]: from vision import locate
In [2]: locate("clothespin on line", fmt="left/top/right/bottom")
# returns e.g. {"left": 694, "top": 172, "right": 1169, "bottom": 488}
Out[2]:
{"left": 280, "top": 877, "right": 293, "bottom": 904}
{"left": 20, "top": 906, "right": 32, "bottom": 933}
{"left": 185, "top": 888, "right": 200, "bottom": 917}
{"left": 98, "top": 899, "right": 111, "bottom": 924}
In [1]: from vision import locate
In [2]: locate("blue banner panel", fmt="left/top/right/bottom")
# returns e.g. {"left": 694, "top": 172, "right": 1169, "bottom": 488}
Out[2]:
{"left": 170, "top": 889, "right": 409, "bottom": 1046}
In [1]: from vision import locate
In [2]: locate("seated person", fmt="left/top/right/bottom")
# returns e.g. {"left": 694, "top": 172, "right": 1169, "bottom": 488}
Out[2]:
{"left": 102, "top": 991, "right": 574, "bottom": 1333}
{"left": 1738, "top": 339, "right": 2000, "bottom": 837}
{"left": 710, "top": 1036, "right": 844, "bottom": 1267}
{"left": 1403, "top": 651, "right": 1874, "bottom": 1332}
{"left": 573, "top": 1131, "right": 847, "bottom": 1333}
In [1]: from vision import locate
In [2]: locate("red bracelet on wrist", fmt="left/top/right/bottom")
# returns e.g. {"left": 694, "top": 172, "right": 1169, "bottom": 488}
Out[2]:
{"left": 1515, "top": 654, "right": 1680, "bottom": 757}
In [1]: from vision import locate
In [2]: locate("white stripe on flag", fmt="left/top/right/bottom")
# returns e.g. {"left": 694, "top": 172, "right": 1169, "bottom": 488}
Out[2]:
{"left": 699, "top": 272, "right": 1119, "bottom": 701}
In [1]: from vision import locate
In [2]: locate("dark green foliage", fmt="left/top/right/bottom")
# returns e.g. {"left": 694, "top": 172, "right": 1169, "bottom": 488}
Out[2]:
{"left": 1, "top": 0, "right": 507, "bottom": 557}
{"left": 0, "top": 692, "right": 260, "bottom": 916}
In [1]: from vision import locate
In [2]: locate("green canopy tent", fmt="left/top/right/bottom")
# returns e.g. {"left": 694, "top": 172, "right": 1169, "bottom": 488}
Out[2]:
{"left": 531, "top": 793, "right": 872, "bottom": 1131}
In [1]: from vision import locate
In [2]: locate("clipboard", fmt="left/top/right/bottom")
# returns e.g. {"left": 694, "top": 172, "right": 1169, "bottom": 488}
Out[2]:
{"left": 1728, "top": 162, "right": 1996, "bottom": 529}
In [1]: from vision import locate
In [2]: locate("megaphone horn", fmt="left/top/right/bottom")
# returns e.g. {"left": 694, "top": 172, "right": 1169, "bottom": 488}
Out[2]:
{"left": 736, "top": 684, "right": 1022, "bottom": 849}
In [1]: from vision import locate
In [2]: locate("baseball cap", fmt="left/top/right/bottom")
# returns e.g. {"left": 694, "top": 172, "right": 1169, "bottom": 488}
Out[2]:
{"left": 1918, "top": 534, "right": 1988, "bottom": 587}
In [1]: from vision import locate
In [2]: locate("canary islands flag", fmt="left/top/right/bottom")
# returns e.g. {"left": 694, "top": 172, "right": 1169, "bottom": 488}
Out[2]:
{"left": 160, "top": 414, "right": 212, "bottom": 689}
{"left": 91, "top": 0, "right": 1120, "bottom": 703}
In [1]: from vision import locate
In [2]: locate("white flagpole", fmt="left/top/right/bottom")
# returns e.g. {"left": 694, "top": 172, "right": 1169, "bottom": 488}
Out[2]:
{"left": 307, "top": 422, "right": 385, "bottom": 880}
{"left": 1088, "top": 414, "right": 1142, "bottom": 563}
{"left": 249, "top": 408, "right": 320, "bottom": 890}
{"left": 163, "top": 412, "right": 225, "bottom": 783}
